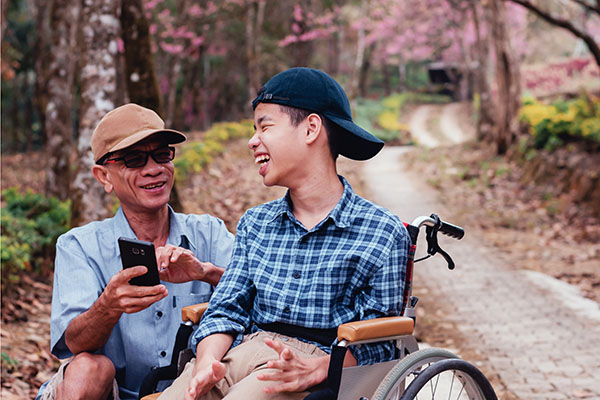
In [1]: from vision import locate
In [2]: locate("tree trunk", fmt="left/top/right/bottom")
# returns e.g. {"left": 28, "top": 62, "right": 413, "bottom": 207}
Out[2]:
{"left": 121, "top": 0, "right": 162, "bottom": 114}
{"left": 246, "top": 0, "right": 266, "bottom": 103}
{"left": 10, "top": 74, "right": 22, "bottom": 152}
{"left": 488, "top": 0, "right": 521, "bottom": 154}
{"left": 44, "top": 0, "right": 79, "bottom": 200}
{"left": 32, "top": 0, "right": 52, "bottom": 149}
{"left": 71, "top": 0, "right": 121, "bottom": 226}
{"left": 359, "top": 43, "right": 375, "bottom": 98}
{"left": 469, "top": 0, "right": 494, "bottom": 141}
{"left": 349, "top": 0, "right": 368, "bottom": 100}
{"left": 382, "top": 62, "right": 391, "bottom": 96}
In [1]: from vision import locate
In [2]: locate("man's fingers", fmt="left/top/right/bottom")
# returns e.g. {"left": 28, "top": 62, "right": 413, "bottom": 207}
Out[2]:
{"left": 281, "top": 347, "right": 294, "bottom": 361}
{"left": 121, "top": 291, "right": 167, "bottom": 313}
{"left": 264, "top": 338, "right": 285, "bottom": 354}
{"left": 211, "top": 360, "right": 227, "bottom": 381}
{"left": 120, "top": 265, "right": 148, "bottom": 280}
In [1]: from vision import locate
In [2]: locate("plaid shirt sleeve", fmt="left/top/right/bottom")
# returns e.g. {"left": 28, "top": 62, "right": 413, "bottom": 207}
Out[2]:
{"left": 347, "top": 222, "right": 410, "bottom": 365}
{"left": 191, "top": 215, "right": 254, "bottom": 348}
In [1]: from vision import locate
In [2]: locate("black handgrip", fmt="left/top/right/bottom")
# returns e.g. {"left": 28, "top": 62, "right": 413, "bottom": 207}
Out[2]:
{"left": 439, "top": 220, "right": 464, "bottom": 240}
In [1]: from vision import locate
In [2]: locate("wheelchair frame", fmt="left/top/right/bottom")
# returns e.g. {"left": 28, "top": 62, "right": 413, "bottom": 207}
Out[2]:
{"left": 140, "top": 214, "right": 497, "bottom": 400}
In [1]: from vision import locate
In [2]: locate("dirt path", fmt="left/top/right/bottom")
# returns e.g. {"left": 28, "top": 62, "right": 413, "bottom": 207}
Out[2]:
{"left": 361, "top": 104, "right": 600, "bottom": 399}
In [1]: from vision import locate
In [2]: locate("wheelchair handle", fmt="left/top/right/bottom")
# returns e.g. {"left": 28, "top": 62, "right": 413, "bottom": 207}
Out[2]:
{"left": 410, "top": 215, "right": 464, "bottom": 240}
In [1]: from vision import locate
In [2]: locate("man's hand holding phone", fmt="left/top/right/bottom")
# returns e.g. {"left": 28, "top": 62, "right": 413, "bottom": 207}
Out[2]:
{"left": 99, "top": 266, "right": 168, "bottom": 316}
{"left": 97, "top": 237, "right": 168, "bottom": 317}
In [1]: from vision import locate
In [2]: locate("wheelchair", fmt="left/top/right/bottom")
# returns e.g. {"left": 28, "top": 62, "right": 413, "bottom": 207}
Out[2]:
{"left": 140, "top": 214, "right": 497, "bottom": 400}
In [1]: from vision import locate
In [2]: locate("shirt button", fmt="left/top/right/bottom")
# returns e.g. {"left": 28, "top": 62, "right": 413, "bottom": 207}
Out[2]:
{"left": 283, "top": 306, "right": 290, "bottom": 313}
{"left": 293, "top": 272, "right": 300, "bottom": 279}
{"left": 157, "top": 311, "right": 163, "bottom": 318}
{"left": 160, "top": 351, "right": 166, "bottom": 357}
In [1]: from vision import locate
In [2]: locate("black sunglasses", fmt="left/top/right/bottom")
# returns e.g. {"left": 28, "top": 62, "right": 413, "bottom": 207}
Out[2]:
{"left": 103, "top": 146, "right": 175, "bottom": 168}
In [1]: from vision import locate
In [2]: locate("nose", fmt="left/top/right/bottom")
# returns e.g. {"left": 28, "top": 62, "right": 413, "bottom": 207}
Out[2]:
{"left": 248, "top": 131, "right": 260, "bottom": 150}
{"left": 140, "top": 155, "right": 163, "bottom": 175}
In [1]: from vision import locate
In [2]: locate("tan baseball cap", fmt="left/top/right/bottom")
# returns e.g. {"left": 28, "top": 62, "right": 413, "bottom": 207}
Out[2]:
{"left": 92, "top": 103, "right": 186, "bottom": 163}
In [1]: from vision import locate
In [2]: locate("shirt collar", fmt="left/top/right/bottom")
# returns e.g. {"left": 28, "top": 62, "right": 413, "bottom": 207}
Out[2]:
{"left": 267, "top": 175, "right": 355, "bottom": 229}
{"left": 113, "top": 205, "right": 195, "bottom": 250}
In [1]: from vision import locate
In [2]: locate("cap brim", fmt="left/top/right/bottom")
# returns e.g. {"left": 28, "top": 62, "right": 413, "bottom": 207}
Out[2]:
{"left": 325, "top": 114, "right": 384, "bottom": 160}
{"left": 108, "top": 129, "right": 187, "bottom": 155}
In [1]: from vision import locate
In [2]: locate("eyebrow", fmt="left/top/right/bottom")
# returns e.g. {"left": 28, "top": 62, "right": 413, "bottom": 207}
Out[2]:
{"left": 254, "top": 115, "right": 273, "bottom": 131}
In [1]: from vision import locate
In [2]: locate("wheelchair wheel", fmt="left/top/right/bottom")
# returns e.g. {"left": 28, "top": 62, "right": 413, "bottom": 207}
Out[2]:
{"left": 372, "top": 348, "right": 459, "bottom": 400}
{"left": 399, "top": 358, "right": 497, "bottom": 400}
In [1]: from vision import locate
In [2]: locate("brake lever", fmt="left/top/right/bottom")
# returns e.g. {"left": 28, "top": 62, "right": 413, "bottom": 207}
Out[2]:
{"left": 426, "top": 225, "right": 456, "bottom": 270}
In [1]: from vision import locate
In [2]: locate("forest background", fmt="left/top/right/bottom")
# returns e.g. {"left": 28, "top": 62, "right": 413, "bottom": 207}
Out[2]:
{"left": 1, "top": 0, "right": 600, "bottom": 398}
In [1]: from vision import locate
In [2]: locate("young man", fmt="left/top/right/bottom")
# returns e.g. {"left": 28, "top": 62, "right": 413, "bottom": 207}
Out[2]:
{"left": 159, "top": 68, "right": 410, "bottom": 400}
{"left": 37, "top": 104, "right": 234, "bottom": 400}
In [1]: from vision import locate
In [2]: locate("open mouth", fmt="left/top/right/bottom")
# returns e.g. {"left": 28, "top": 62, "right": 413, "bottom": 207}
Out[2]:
{"left": 254, "top": 154, "right": 270, "bottom": 176}
{"left": 140, "top": 182, "right": 165, "bottom": 190}
{"left": 255, "top": 154, "right": 270, "bottom": 165}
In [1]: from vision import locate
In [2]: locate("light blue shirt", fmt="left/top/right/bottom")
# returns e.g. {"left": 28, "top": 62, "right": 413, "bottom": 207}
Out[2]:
{"left": 48, "top": 206, "right": 234, "bottom": 399}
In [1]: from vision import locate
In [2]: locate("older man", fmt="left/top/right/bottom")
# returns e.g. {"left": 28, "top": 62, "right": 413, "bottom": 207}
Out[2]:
{"left": 37, "top": 103, "right": 234, "bottom": 400}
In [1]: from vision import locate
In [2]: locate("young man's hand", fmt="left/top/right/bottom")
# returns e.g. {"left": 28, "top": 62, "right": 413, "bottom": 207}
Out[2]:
{"left": 156, "top": 244, "right": 223, "bottom": 285}
{"left": 185, "top": 358, "right": 227, "bottom": 400}
{"left": 256, "top": 337, "right": 330, "bottom": 394}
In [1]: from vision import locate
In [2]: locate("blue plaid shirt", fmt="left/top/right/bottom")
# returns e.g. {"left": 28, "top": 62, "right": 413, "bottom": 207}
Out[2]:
{"left": 192, "top": 176, "right": 410, "bottom": 365}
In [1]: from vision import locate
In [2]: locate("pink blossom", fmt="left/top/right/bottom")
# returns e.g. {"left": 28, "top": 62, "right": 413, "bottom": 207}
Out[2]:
{"left": 192, "top": 36, "right": 204, "bottom": 47}
{"left": 293, "top": 4, "right": 303, "bottom": 22}
{"left": 292, "top": 22, "right": 302, "bottom": 34}
{"left": 279, "top": 34, "right": 299, "bottom": 47}
{"left": 188, "top": 4, "right": 203, "bottom": 17}
{"left": 149, "top": 24, "right": 157, "bottom": 35}
{"left": 160, "top": 42, "right": 184, "bottom": 55}
{"left": 116, "top": 37, "right": 124, "bottom": 53}
{"left": 144, "top": 0, "right": 162, "bottom": 11}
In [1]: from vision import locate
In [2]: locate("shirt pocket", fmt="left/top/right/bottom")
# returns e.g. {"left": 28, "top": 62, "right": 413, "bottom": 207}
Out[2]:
{"left": 173, "top": 293, "right": 212, "bottom": 311}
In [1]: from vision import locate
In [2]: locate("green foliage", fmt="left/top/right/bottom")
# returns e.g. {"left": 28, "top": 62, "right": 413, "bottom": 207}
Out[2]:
{"left": 1, "top": 188, "right": 70, "bottom": 288}
{"left": 175, "top": 119, "right": 254, "bottom": 181}
{"left": 354, "top": 92, "right": 451, "bottom": 143}
{"left": 519, "top": 94, "right": 600, "bottom": 150}
{"left": 1, "top": 352, "right": 19, "bottom": 372}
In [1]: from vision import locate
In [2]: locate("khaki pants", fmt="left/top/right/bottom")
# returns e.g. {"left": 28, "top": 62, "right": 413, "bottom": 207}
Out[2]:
{"left": 158, "top": 331, "right": 327, "bottom": 400}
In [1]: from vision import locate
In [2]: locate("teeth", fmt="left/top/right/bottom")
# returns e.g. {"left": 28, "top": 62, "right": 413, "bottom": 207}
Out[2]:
{"left": 142, "top": 183, "right": 163, "bottom": 189}
{"left": 254, "top": 154, "right": 270, "bottom": 164}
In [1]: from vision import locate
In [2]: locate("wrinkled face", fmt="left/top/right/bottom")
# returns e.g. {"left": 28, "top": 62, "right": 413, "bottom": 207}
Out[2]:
{"left": 249, "top": 103, "right": 306, "bottom": 187}
{"left": 100, "top": 137, "right": 175, "bottom": 214}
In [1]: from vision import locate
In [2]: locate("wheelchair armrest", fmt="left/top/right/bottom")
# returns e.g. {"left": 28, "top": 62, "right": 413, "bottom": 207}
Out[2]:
{"left": 181, "top": 302, "right": 209, "bottom": 324}
{"left": 337, "top": 316, "right": 414, "bottom": 343}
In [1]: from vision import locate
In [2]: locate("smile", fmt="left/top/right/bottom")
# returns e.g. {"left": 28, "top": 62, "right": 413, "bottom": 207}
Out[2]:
{"left": 255, "top": 154, "right": 270, "bottom": 165}
{"left": 140, "top": 182, "right": 165, "bottom": 189}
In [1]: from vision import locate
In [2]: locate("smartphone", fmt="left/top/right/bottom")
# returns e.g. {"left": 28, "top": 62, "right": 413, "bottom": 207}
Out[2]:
{"left": 118, "top": 237, "right": 160, "bottom": 286}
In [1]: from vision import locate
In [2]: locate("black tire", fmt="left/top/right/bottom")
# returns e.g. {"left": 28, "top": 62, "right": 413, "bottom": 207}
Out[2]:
{"left": 399, "top": 358, "right": 498, "bottom": 400}
{"left": 372, "top": 348, "right": 460, "bottom": 400}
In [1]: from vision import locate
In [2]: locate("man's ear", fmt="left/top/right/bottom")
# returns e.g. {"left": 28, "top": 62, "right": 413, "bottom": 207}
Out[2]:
{"left": 92, "top": 165, "right": 114, "bottom": 193}
{"left": 305, "top": 113, "right": 323, "bottom": 145}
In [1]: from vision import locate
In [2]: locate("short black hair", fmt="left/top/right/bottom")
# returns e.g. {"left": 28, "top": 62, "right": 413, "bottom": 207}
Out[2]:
{"left": 278, "top": 105, "right": 340, "bottom": 160}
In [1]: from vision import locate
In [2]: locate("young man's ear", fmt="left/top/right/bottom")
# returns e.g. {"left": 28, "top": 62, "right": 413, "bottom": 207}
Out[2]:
{"left": 305, "top": 113, "right": 323, "bottom": 145}
{"left": 92, "top": 165, "right": 114, "bottom": 193}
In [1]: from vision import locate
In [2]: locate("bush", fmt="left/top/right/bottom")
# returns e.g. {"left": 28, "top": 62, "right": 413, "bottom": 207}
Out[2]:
{"left": 520, "top": 94, "right": 600, "bottom": 150}
{"left": 174, "top": 119, "right": 254, "bottom": 181}
{"left": 1, "top": 188, "right": 70, "bottom": 289}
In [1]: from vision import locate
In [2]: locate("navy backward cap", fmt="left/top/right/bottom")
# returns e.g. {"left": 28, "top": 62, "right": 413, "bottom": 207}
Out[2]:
{"left": 252, "top": 67, "right": 384, "bottom": 160}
